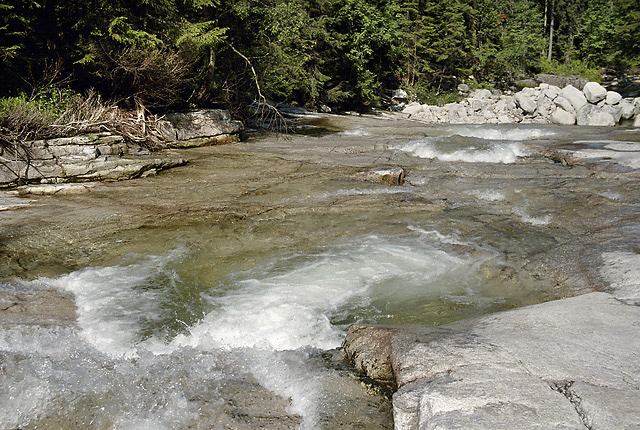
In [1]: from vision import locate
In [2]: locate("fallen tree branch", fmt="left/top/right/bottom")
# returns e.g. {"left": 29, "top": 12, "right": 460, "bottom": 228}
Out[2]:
{"left": 227, "top": 43, "right": 287, "bottom": 133}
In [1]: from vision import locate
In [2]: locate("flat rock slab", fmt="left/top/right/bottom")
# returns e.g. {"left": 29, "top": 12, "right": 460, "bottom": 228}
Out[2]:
{"left": 344, "top": 292, "right": 640, "bottom": 430}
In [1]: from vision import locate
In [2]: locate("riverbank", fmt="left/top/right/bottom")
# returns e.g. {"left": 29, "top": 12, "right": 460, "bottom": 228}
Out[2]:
{"left": 1, "top": 113, "right": 639, "bottom": 429}
{"left": 400, "top": 80, "right": 640, "bottom": 127}
{"left": 344, "top": 262, "right": 640, "bottom": 429}
{"left": 0, "top": 109, "right": 243, "bottom": 189}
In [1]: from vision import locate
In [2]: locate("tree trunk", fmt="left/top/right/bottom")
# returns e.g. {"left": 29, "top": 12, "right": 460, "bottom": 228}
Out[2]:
{"left": 547, "top": 3, "right": 555, "bottom": 61}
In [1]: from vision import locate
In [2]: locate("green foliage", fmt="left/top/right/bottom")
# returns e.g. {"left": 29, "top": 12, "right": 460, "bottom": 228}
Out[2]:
{"left": 613, "top": 0, "right": 640, "bottom": 69}
{"left": 176, "top": 21, "right": 227, "bottom": 51}
{"left": 0, "top": 0, "right": 638, "bottom": 114}
{"left": 108, "top": 17, "right": 163, "bottom": 49}
{"left": 538, "top": 58, "right": 602, "bottom": 82}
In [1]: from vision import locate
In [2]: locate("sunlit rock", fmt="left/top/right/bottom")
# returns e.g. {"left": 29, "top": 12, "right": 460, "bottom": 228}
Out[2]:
{"left": 583, "top": 82, "right": 608, "bottom": 104}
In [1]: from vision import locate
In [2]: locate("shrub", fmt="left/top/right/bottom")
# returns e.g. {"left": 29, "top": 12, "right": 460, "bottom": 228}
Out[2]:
{"left": 538, "top": 58, "right": 602, "bottom": 83}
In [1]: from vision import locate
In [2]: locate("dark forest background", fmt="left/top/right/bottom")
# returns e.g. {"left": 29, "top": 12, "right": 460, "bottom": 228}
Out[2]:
{"left": 1, "top": 0, "right": 639, "bottom": 115}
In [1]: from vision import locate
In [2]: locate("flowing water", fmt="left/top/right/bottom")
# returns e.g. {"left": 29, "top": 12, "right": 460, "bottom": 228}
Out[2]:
{"left": 1, "top": 113, "right": 639, "bottom": 429}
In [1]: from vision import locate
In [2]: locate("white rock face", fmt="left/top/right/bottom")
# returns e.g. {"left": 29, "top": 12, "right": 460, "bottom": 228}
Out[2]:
{"left": 551, "top": 108, "right": 576, "bottom": 125}
{"left": 605, "top": 91, "right": 622, "bottom": 105}
{"left": 583, "top": 82, "right": 608, "bottom": 104}
{"left": 560, "top": 85, "right": 588, "bottom": 112}
{"left": 515, "top": 93, "right": 537, "bottom": 114}
{"left": 634, "top": 114, "right": 640, "bottom": 127}
{"left": 345, "top": 292, "right": 640, "bottom": 430}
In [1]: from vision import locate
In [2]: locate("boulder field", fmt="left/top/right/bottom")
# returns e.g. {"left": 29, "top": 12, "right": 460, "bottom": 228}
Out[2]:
{"left": 401, "top": 81, "right": 640, "bottom": 127}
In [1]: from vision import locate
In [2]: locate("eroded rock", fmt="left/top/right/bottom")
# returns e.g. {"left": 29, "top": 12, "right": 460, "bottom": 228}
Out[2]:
{"left": 356, "top": 166, "right": 405, "bottom": 185}
{"left": 343, "top": 292, "right": 640, "bottom": 430}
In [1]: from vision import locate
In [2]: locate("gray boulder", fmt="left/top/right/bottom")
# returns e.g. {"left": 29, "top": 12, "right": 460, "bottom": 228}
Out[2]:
{"left": 603, "top": 104, "right": 623, "bottom": 123}
{"left": 469, "top": 99, "right": 484, "bottom": 112}
{"left": 551, "top": 108, "right": 576, "bottom": 125}
{"left": 536, "top": 97, "right": 555, "bottom": 118}
{"left": 541, "top": 85, "right": 560, "bottom": 101}
{"left": 560, "top": 85, "right": 588, "bottom": 112}
{"left": 158, "top": 109, "right": 243, "bottom": 144}
{"left": 577, "top": 105, "right": 616, "bottom": 126}
{"left": 605, "top": 91, "right": 622, "bottom": 105}
{"left": 553, "top": 96, "right": 575, "bottom": 114}
{"left": 634, "top": 115, "right": 640, "bottom": 127}
{"left": 583, "top": 82, "right": 608, "bottom": 104}
{"left": 621, "top": 100, "right": 636, "bottom": 120}
{"left": 536, "top": 74, "right": 589, "bottom": 90}
{"left": 470, "top": 89, "right": 492, "bottom": 100}
{"left": 402, "top": 102, "right": 424, "bottom": 115}
{"left": 457, "top": 83, "right": 470, "bottom": 94}
{"left": 515, "top": 93, "right": 537, "bottom": 114}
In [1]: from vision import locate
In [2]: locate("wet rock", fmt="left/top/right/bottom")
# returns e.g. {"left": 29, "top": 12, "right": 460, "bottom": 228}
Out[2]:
{"left": 344, "top": 292, "right": 640, "bottom": 430}
{"left": 583, "top": 82, "right": 608, "bottom": 104}
{"left": 356, "top": 166, "right": 405, "bottom": 185}
{"left": 343, "top": 325, "right": 397, "bottom": 384}
{"left": 7, "top": 183, "right": 99, "bottom": 196}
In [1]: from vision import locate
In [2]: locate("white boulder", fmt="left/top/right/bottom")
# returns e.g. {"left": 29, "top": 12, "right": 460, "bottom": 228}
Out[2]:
{"left": 515, "top": 93, "right": 537, "bottom": 115}
{"left": 551, "top": 109, "right": 576, "bottom": 125}
{"left": 605, "top": 91, "right": 622, "bottom": 105}
{"left": 560, "top": 85, "right": 588, "bottom": 112}
{"left": 583, "top": 82, "right": 608, "bottom": 104}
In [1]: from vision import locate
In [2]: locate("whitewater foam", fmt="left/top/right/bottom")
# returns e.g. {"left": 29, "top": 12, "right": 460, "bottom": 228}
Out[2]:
{"left": 512, "top": 207, "right": 552, "bottom": 226}
{"left": 400, "top": 138, "right": 529, "bottom": 163}
{"left": 12, "top": 231, "right": 506, "bottom": 429}
{"left": 447, "top": 126, "right": 556, "bottom": 141}
{"left": 469, "top": 189, "right": 506, "bottom": 201}
{"left": 47, "top": 247, "right": 189, "bottom": 358}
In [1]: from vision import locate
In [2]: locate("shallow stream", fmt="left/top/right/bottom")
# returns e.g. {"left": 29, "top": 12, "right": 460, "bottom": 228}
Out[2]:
{"left": 1, "top": 113, "right": 639, "bottom": 429}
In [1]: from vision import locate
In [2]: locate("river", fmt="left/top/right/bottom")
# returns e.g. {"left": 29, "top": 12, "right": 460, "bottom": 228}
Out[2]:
{"left": 1, "top": 113, "right": 639, "bottom": 429}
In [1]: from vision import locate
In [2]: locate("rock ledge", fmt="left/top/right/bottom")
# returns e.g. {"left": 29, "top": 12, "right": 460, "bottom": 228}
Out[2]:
{"left": 344, "top": 292, "right": 640, "bottom": 429}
